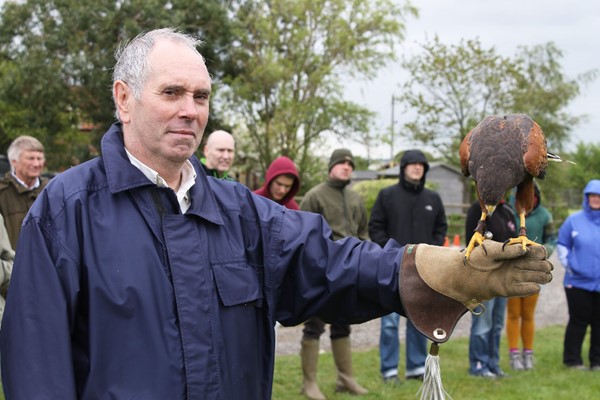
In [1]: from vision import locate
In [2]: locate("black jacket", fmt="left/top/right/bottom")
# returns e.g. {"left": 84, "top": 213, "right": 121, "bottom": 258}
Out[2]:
{"left": 369, "top": 150, "right": 447, "bottom": 247}
{"left": 465, "top": 200, "right": 517, "bottom": 243}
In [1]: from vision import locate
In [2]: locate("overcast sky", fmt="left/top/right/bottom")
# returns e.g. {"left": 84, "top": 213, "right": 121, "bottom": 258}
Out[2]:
{"left": 338, "top": 0, "right": 600, "bottom": 160}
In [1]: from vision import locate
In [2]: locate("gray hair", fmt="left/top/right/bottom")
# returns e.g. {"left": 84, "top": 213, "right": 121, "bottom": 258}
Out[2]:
{"left": 112, "top": 28, "right": 204, "bottom": 120}
{"left": 7, "top": 135, "right": 45, "bottom": 162}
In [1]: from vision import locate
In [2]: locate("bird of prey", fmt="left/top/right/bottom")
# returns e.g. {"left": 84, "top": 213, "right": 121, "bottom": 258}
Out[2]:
{"left": 459, "top": 114, "right": 547, "bottom": 260}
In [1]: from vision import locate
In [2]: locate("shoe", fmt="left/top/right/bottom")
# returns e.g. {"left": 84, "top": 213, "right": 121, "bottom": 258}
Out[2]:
{"left": 470, "top": 369, "right": 496, "bottom": 379}
{"left": 406, "top": 374, "right": 424, "bottom": 381}
{"left": 383, "top": 375, "right": 401, "bottom": 385}
{"left": 565, "top": 364, "right": 586, "bottom": 370}
{"left": 490, "top": 367, "right": 508, "bottom": 378}
{"left": 509, "top": 351, "right": 524, "bottom": 370}
{"left": 590, "top": 365, "right": 600, "bottom": 372}
{"left": 523, "top": 351, "right": 534, "bottom": 370}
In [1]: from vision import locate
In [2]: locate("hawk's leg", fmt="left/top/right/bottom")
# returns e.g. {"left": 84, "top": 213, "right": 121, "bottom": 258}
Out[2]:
{"left": 464, "top": 214, "right": 487, "bottom": 262}
{"left": 503, "top": 211, "right": 540, "bottom": 251}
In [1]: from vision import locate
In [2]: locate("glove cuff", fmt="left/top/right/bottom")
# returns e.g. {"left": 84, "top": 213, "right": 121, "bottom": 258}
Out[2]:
{"left": 399, "top": 244, "right": 468, "bottom": 343}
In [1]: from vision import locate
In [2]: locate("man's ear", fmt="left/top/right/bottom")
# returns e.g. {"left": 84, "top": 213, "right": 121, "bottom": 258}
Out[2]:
{"left": 113, "top": 80, "right": 132, "bottom": 124}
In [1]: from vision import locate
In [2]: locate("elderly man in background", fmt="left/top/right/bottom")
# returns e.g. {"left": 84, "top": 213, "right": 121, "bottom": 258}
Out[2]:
{"left": 201, "top": 130, "right": 235, "bottom": 180}
{"left": 0, "top": 135, "right": 48, "bottom": 248}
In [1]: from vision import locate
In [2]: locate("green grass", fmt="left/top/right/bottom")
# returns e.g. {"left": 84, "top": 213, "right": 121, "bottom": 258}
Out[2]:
{"left": 1, "top": 325, "right": 595, "bottom": 399}
{"left": 272, "top": 325, "right": 600, "bottom": 399}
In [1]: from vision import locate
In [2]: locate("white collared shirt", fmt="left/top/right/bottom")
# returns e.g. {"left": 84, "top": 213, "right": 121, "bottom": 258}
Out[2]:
{"left": 11, "top": 171, "right": 41, "bottom": 190}
{"left": 125, "top": 149, "right": 196, "bottom": 213}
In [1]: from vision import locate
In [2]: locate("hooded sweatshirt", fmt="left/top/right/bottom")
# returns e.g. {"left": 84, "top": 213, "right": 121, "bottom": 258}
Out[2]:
{"left": 369, "top": 150, "right": 447, "bottom": 247}
{"left": 254, "top": 156, "right": 300, "bottom": 210}
{"left": 557, "top": 179, "right": 600, "bottom": 292}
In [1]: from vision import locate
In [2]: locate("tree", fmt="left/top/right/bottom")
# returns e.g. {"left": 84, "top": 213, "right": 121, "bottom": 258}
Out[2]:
{"left": 0, "top": 0, "right": 234, "bottom": 170}
{"left": 219, "top": 0, "right": 417, "bottom": 182}
{"left": 398, "top": 36, "right": 596, "bottom": 166}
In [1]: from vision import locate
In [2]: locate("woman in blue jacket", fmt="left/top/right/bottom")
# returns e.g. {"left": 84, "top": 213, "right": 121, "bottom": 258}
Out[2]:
{"left": 557, "top": 179, "right": 600, "bottom": 370}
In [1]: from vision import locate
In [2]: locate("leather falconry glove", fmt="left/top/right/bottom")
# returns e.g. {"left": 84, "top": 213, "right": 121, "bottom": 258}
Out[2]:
{"left": 399, "top": 240, "right": 553, "bottom": 343}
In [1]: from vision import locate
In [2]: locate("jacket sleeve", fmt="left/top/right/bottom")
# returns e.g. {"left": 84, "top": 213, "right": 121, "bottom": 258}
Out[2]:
{"left": 0, "top": 216, "right": 79, "bottom": 399}
{"left": 368, "top": 192, "right": 389, "bottom": 247}
{"left": 357, "top": 202, "right": 370, "bottom": 241}
{"left": 432, "top": 195, "right": 448, "bottom": 246}
{"left": 0, "top": 214, "right": 14, "bottom": 293}
{"left": 273, "top": 209, "right": 403, "bottom": 326}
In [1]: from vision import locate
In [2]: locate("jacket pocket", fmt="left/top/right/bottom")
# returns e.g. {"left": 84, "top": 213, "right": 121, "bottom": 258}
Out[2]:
{"left": 212, "top": 262, "right": 263, "bottom": 307}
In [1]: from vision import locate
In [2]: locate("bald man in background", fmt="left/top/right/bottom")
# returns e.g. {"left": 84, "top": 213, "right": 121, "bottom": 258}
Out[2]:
{"left": 201, "top": 130, "right": 235, "bottom": 180}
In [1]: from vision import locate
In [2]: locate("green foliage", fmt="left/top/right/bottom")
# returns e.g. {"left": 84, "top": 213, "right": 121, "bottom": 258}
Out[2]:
{"left": 398, "top": 37, "right": 597, "bottom": 166}
{"left": 272, "top": 325, "right": 600, "bottom": 399}
{"left": 565, "top": 142, "right": 600, "bottom": 191}
{"left": 351, "top": 178, "right": 396, "bottom": 219}
{"left": 222, "top": 0, "right": 417, "bottom": 185}
{"left": 0, "top": 0, "right": 234, "bottom": 170}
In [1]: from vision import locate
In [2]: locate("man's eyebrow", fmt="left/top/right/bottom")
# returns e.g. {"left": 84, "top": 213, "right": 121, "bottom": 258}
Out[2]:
{"left": 195, "top": 88, "right": 211, "bottom": 96}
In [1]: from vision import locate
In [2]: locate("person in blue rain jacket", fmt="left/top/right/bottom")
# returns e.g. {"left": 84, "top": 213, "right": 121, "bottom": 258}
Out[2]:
{"left": 0, "top": 28, "right": 553, "bottom": 400}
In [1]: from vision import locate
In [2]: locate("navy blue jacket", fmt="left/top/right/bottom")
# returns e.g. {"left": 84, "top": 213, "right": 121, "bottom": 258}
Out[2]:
{"left": 0, "top": 124, "right": 407, "bottom": 399}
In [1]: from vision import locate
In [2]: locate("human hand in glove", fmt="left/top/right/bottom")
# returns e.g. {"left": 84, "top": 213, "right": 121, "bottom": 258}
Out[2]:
{"left": 398, "top": 240, "right": 553, "bottom": 343}
{"left": 414, "top": 239, "right": 553, "bottom": 312}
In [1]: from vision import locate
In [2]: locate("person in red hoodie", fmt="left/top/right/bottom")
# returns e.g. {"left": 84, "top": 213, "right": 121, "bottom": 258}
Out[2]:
{"left": 254, "top": 156, "right": 300, "bottom": 210}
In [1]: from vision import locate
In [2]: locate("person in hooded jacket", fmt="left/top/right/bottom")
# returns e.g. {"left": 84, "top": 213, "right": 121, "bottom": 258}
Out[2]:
{"left": 0, "top": 28, "right": 554, "bottom": 400}
{"left": 369, "top": 149, "right": 447, "bottom": 383}
{"left": 254, "top": 156, "right": 300, "bottom": 210}
{"left": 557, "top": 179, "right": 600, "bottom": 371}
{"left": 506, "top": 184, "right": 556, "bottom": 371}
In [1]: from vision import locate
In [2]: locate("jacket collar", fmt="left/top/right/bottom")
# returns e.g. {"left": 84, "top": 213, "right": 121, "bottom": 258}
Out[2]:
{"left": 101, "top": 123, "right": 224, "bottom": 225}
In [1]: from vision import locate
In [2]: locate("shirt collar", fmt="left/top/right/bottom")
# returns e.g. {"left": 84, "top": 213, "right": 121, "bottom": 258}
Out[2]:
{"left": 124, "top": 148, "right": 197, "bottom": 213}
{"left": 11, "top": 171, "right": 40, "bottom": 190}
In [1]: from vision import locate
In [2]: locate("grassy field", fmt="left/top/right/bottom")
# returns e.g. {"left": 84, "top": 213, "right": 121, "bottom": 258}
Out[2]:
{"left": 1, "top": 325, "right": 596, "bottom": 399}
{"left": 272, "top": 324, "right": 599, "bottom": 399}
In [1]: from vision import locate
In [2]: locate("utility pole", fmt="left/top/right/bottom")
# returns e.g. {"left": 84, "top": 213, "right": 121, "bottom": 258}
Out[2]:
{"left": 390, "top": 95, "right": 397, "bottom": 165}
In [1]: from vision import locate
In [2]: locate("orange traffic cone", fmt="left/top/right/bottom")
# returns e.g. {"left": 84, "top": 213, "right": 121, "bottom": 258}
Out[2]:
{"left": 443, "top": 236, "right": 449, "bottom": 247}
{"left": 453, "top": 234, "right": 461, "bottom": 248}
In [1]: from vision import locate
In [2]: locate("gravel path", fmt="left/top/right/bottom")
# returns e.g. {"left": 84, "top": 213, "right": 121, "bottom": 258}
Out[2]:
{"left": 275, "top": 252, "right": 566, "bottom": 356}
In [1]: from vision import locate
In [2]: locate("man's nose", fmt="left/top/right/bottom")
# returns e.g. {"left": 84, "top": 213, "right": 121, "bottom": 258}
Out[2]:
{"left": 179, "top": 96, "right": 200, "bottom": 119}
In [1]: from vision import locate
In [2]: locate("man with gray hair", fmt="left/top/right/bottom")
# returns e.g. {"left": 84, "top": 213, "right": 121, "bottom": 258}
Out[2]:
{"left": 0, "top": 28, "right": 553, "bottom": 400}
{"left": 0, "top": 135, "right": 47, "bottom": 248}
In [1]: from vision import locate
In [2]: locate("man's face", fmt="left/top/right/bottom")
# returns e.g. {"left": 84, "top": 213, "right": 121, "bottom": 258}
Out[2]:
{"left": 269, "top": 175, "right": 295, "bottom": 201}
{"left": 115, "top": 39, "right": 211, "bottom": 169}
{"left": 12, "top": 150, "right": 45, "bottom": 184}
{"left": 203, "top": 133, "right": 235, "bottom": 173}
{"left": 329, "top": 161, "right": 353, "bottom": 182}
{"left": 404, "top": 162, "right": 425, "bottom": 182}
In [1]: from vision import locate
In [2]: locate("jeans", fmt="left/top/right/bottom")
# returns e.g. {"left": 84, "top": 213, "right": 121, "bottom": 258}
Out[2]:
{"left": 469, "top": 297, "right": 507, "bottom": 375}
{"left": 564, "top": 287, "right": 600, "bottom": 367}
{"left": 379, "top": 313, "right": 428, "bottom": 378}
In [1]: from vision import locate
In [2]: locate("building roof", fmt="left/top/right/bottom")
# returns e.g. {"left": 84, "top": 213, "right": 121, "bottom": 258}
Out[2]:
{"left": 376, "top": 161, "right": 463, "bottom": 178}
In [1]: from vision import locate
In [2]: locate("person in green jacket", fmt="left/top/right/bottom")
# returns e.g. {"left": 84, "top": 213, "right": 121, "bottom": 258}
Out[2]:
{"left": 0, "top": 135, "right": 48, "bottom": 248}
{"left": 506, "top": 183, "right": 556, "bottom": 370}
{"left": 298, "top": 148, "right": 369, "bottom": 399}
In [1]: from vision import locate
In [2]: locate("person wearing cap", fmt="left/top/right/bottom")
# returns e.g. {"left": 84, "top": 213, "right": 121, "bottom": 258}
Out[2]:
{"left": 254, "top": 156, "right": 300, "bottom": 210}
{"left": 298, "top": 148, "right": 369, "bottom": 399}
{"left": 557, "top": 179, "right": 600, "bottom": 371}
{"left": 369, "top": 149, "right": 447, "bottom": 383}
